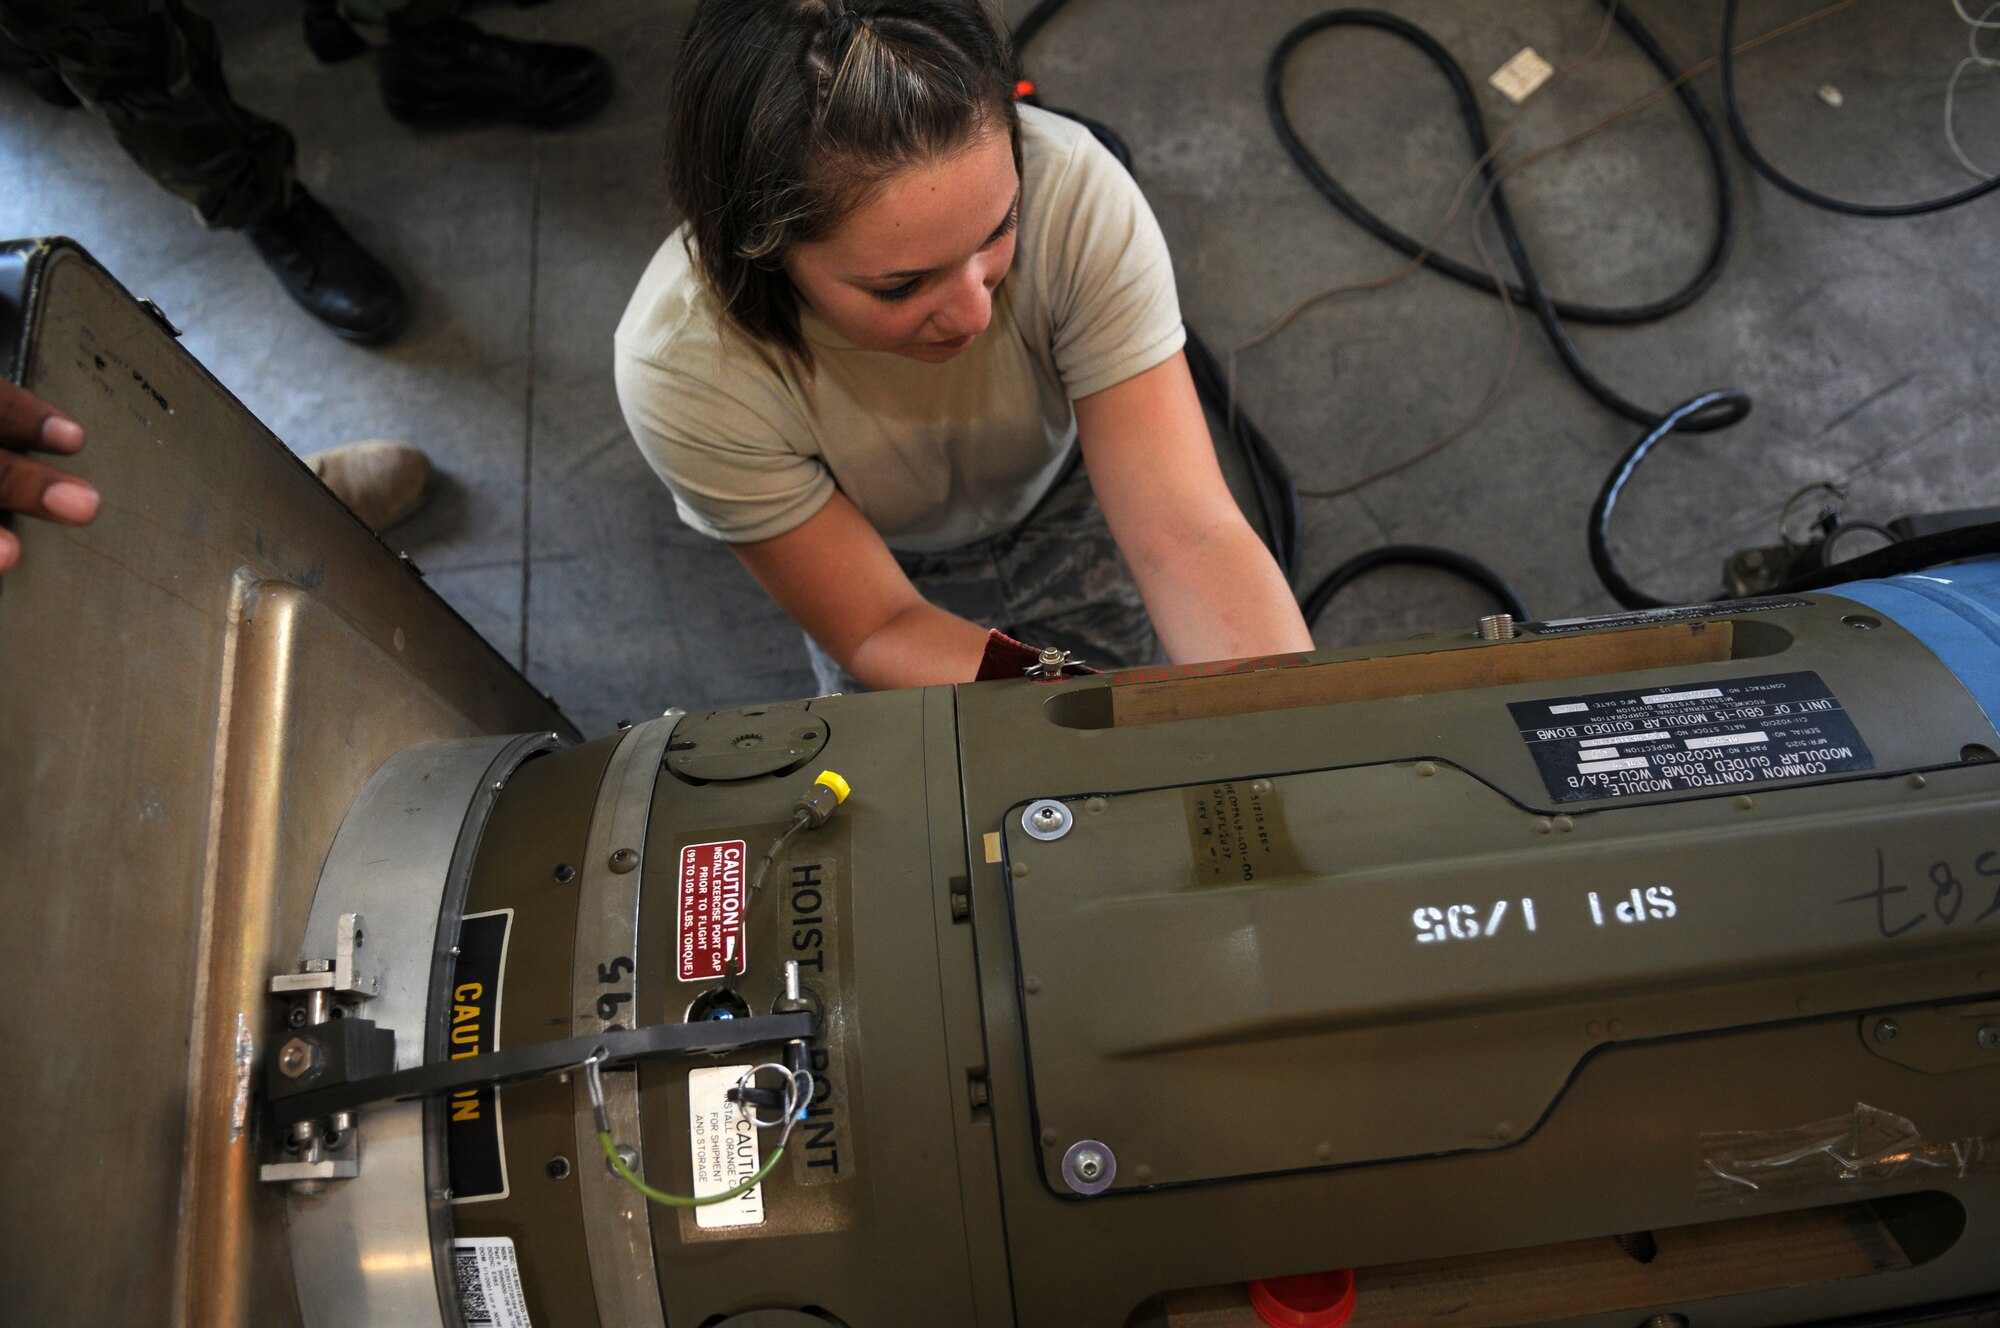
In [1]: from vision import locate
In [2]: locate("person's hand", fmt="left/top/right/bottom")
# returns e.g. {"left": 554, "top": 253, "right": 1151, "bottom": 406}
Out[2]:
{"left": 0, "top": 380, "right": 99, "bottom": 573}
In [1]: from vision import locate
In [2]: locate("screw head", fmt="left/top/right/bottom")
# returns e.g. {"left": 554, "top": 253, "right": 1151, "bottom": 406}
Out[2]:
{"left": 1873, "top": 1017, "right": 1900, "bottom": 1045}
{"left": 277, "top": 1037, "right": 318, "bottom": 1079}
{"left": 546, "top": 1156, "right": 571, "bottom": 1180}
{"left": 608, "top": 848, "right": 640, "bottom": 874}
{"left": 1021, "top": 799, "right": 1072, "bottom": 841}
{"left": 287, "top": 1006, "right": 309, "bottom": 1028}
{"left": 1061, "top": 1138, "right": 1116, "bottom": 1195}
{"left": 1978, "top": 1026, "right": 1999, "bottom": 1051}
{"left": 553, "top": 863, "right": 576, "bottom": 883}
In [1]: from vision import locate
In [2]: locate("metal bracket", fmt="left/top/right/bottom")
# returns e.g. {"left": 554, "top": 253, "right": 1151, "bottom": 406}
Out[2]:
{"left": 269, "top": 912, "right": 379, "bottom": 999}
{"left": 1860, "top": 1001, "right": 2000, "bottom": 1074}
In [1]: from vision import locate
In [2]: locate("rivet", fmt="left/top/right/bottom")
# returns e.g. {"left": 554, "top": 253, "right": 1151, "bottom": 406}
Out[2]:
{"left": 1553, "top": 815, "right": 1575, "bottom": 833}
{"left": 1585, "top": 1020, "right": 1603, "bottom": 1038}
{"left": 1085, "top": 796, "right": 1107, "bottom": 814}
{"left": 1041, "top": 1129, "right": 1059, "bottom": 1147}
{"left": 1415, "top": 762, "right": 1437, "bottom": 778}
{"left": 1135, "top": 1164, "right": 1155, "bottom": 1182}
{"left": 1023, "top": 976, "right": 1041, "bottom": 994}
{"left": 1607, "top": 1018, "right": 1625, "bottom": 1036}
{"left": 1735, "top": 795, "right": 1755, "bottom": 811}
{"left": 1873, "top": 1016, "right": 1900, "bottom": 1045}
{"left": 1012, "top": 862, "right": 1029, "bottom": 878}
{"left": 1314, "top": 1143, "right": 1332, "bottom": 1162}
{"left": 1251, "top": 779, "right": 1274, "bottom": 793}
{"left": 1534, "top": 818, "right": 1554, "bottom": 835}
{"left": 1908, "top": 772, "right": 1928, "bottom": 790}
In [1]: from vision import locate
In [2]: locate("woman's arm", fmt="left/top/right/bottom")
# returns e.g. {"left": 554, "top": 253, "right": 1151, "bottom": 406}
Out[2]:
{"left": 729, "top": 491, "right": 991, "bottom": 690}
{"left": 1075, "top": 350, "right": 1313, "bottom": 664}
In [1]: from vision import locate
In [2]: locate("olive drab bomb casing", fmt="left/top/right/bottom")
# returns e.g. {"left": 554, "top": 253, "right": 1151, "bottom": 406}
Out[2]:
{"left": 6, "top": 238, "right": 2000, "bottom": 1328}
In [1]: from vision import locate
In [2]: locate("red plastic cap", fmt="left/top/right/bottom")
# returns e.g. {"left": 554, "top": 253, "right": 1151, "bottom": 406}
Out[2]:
{"left": 1248, "top": 1270, "right": 1357, "bottom": 1328}
{"left": 1014, "top": 78, "right": 1037, "bottom": 100}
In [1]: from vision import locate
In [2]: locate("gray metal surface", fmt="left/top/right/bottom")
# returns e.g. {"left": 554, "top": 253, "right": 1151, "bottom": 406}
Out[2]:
{"left": 287, "top": 736, "right": 519, "bottom": 1328}
{"left": 570, "top": 714, "right": 679, "bottom": 1328}
{"left": 0, "top": 242, "right": 575, "bottom": 1328}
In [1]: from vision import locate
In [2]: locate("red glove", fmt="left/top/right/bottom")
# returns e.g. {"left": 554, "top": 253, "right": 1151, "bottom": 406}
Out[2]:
{"left": 972, "top": 628, "right": 1100, "bottom": 682}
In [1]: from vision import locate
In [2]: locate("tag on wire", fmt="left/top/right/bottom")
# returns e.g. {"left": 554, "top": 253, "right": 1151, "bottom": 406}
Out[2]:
{"left": 1490, "top": 46, "right": 1555, "bottom": 103}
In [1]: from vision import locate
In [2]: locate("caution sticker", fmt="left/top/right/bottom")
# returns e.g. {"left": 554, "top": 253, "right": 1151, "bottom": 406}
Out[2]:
{"left": 678, "top": 839, "right": 747, "bottom": 982}
{"left": 447, "top": 909, "right": 512, "bottom": 1204}
{"left": 688, "top": 1064, "right": 766, "bottom": 1230}
{"left": 1510, "top": 671, "right": 1874, "bottom": 804}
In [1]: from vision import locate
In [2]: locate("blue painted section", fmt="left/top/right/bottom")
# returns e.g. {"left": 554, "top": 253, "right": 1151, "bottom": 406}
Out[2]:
{"left": 1826, "top": 557, "right": 2000, "bottom": 734}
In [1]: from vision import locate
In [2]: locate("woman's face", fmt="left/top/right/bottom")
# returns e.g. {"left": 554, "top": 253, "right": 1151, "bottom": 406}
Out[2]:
{"left": 785, "top": 125, "right": 1020, "bottom": 364}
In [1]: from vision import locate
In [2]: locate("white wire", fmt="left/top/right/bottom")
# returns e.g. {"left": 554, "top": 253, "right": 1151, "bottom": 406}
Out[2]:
{"left": 733, "top": 1061, "right": 814, "bottom": 1150}
{"left": 1945, "top": 2, "right": 2000, "bottom": 177}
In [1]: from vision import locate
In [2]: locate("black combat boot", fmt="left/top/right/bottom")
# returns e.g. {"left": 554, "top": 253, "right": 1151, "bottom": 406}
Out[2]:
{"left": 377, "top": 18, "right": 612, "bottom": 128}
{"left": 242, "top": 187, "right": 411, "bottom": 345}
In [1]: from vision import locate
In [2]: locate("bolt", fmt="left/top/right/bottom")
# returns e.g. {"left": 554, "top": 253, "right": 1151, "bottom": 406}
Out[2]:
{"left": 546, "top": 1156, "right": 571, "bottom": 1180}
{"left": 1032, "top": 807, "right": 1062, "bottom": 830}
{"left": 1978, "top": 1026, "right": 1999, "bottom": 1051}
{"left": 1873, "top": 1017, "right": 1900, "bottom": 1045}
{"left": 608, "top": 848, "right": 639, "bottom": 874}
{"left": 300, "top": 959, "right": 332, "bottom": 974}
{"left": 277, "top": 1037, "right": 319, "bottom": 1079}
{"left": 287, "top": 1006, "right": 308, "bottom": 1028}
{"left": 1477, "top": 613, "right": 1517, "bottom": 641}
{"left": 1073, "top": 1148, "right": 1106, "bottom": 1182}
{"left": 608, "top": 1144, "right": 639, "bottom": 1175}
{"left": 783, "top": 960, "right": 803, "bottom": 1004}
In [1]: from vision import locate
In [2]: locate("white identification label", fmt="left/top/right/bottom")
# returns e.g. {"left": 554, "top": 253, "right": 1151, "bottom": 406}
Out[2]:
{"left": 453, "top": 1237, "right": 532, "bottom": 1328}
{"left": 689, "top": 1063, "right": 766, "bottom": 1229}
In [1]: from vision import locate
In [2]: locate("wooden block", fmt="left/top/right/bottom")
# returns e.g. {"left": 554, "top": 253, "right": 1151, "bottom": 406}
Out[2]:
{"left": 1110, "top": 622, "right": 1735, "bottom": 728}
{"left": 1158, "top": 1201, "right": 1910, "bottom": 1328}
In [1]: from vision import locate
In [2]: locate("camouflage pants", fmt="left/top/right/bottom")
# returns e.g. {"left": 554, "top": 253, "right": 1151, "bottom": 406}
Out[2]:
{"left": 0, "top": 0, "right": 452, "bottom": 228}
{"left": 804, "top": 457, "right": 1162, "bottom": 694}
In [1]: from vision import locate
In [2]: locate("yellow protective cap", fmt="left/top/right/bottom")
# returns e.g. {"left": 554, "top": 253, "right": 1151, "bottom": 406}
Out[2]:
{"left": 814, "top": 770, "right": 852, "bottom": 804}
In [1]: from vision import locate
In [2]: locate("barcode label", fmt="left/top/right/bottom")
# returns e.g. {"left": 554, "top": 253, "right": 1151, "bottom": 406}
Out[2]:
{"left": 453, "top": 1237, "right": 532, "bottom": 1328}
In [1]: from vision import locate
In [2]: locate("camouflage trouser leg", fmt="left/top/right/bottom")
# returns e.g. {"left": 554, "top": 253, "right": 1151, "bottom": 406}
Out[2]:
{"left": 334, "top": 0, "right": 458, "bottom": 42}
{"left": 804, "top": 457, "right": 1163, "bottom": 694}
{"left": 0, "top": 0, "right": 294, "bottom": 228}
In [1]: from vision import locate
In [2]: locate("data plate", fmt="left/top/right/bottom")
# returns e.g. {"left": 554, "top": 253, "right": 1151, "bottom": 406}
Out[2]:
{"left": 453, "top": 1237, "right": 533, "bottom": 1328}
{"left": 1510, "top": 671, "right": 1875, "bottom": 804}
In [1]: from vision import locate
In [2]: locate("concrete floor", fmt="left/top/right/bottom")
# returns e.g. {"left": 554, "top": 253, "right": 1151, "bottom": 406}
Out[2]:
{"left": 3, "top": 0, "right": 1994, "bottom": 736}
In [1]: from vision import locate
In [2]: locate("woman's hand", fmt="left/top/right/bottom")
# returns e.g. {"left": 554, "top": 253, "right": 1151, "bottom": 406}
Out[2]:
{"left": 1076, "top": 351, "right": 1313, "bottom": 664}
{"left": 729, "top": 490, "right": 992, "bottom": 690}
{"left": 0, "top": 380, "right": 99, "bottom": 574}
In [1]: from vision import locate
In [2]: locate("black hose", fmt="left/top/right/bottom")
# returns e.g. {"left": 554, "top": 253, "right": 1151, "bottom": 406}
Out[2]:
{"left": 1300, "top": 544, "right": 1532, "bottom": 629}
{"left": 1016, "top": 0, "right": 1521, "bottom": 615}
{"left": 1589, "top": 390, "right": 1753, "bottom": 609}
{"left": 1266, "top": 7, "right": 1740, "bottom": 433}
{"left": 1266, "top": 3, "right": 1735, "bottom": 327}
{"left": 1721, "top": 0, "right": 2000, "bottom": 218}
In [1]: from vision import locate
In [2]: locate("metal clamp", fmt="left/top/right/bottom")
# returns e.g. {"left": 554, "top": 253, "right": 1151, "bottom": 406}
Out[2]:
{"left": 269, "top": 912, "right": 378, "bottom": 999}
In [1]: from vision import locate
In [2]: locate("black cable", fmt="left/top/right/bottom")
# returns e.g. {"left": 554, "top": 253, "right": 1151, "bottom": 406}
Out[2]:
{"left": 1300, "top": 544, "right": 1532, "bottom": 629}
{"left": 1266, "top": 7, "right": 1739, "bottom": 434}
{"left": 1267, "top": 3, "right": 1735, "bottom": 327}
{"left": 1777, "top": 520, "right": 2000, "bottom": 593}
{"left": 1721, "top": 0, "right": 2000, "bottom": 217}
{"left": 1589, "top": 390, "right": 1753, "bottom": 609}
{"left": 1016, "top": 1, "right": 1527, "bottom": 617}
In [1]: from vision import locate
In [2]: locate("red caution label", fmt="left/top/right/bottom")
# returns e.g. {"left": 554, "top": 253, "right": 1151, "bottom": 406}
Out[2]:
{"left": 678, "top": 839, "right": 747, "bottom": 982}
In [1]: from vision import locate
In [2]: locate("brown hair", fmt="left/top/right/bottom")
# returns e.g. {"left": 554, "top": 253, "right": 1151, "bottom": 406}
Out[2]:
{"left": 666, "top": 0, "right": 1021, "bottom": 367}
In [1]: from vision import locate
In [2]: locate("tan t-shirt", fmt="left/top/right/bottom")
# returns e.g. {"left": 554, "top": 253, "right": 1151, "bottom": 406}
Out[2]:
{"left": 613, "top": 105, "right": 1186, "bottom": 554}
